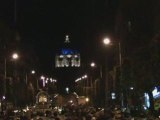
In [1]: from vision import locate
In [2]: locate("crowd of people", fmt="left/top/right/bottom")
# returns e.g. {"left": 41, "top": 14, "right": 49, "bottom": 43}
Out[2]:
{"left": 1, "top": 104, "right": 160, "bottom": 119}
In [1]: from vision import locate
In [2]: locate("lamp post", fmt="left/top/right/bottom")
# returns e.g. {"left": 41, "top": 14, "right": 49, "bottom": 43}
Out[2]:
{"left": 12, "top": 53, "right": 19, "bottom": 78}
{"left": 103, "top": 37, "right": 124, "bottom": 107}
{"left": 4, "top": 58, "right": 7, "bottom": 96}
{"left": 90, "top": 62, "right": 103, "bottom": 107}
{"left": 4, "top": 52, "right": 19, "bottom": 96}
{"left": 90, "top": 62, "right": 102, "bottom": 79}
{"left": 103, "top": 38, "right": 122, "bottom": 67}
{"left": 90, "top": 62, "right": 102, "bottom": 92}
{"left": 31, "top": 70, "right": 39, "bottom": 90}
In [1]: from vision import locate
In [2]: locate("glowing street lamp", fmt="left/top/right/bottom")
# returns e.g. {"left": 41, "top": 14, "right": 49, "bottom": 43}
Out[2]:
{"left": 103, "top": 37, "right": 111, "bottom": 45}
{"left": 103, "top": 37, "right": 123, "bottom": 107}
{"left": 103, "top": 37, "right": 122, "bottom": 67}
{"left": 30, "top": 70, "right": 39, "bottom": 90}
{"left": 12, "top": 53, "right": 19, "bottom": 59}
{"left": 31, "top": 70, "right": 35, "bottom": 74}
{"left": 90, "top": 62, "right": 96, "bottom": 67}
{"left": 4, "top": 52, "right": 19, "bottom": 96}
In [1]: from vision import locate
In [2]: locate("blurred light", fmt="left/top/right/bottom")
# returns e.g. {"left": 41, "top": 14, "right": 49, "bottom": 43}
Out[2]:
{"left": 84, "top": 75, "right": 88, "bottom": 78}
{"left": 143, "top": 106, "right": 147, "bottom": 110}
{"left": 45, "top": 80, "right": 48, "bottom": 84}
{"left": 152, "top": 87, "right": 160, "bottom": 99}
{"left": 82, "top": 76, "right": 85, "bottom": 79}
{"left": 67, "top": 54, "right": 72, "bottom": 58}
{"left": 66, "top": 87, "right": 69, "bottom": 93}
{"left": 85, "top": 97, "right": 89, "bottom": 102}
{"left": 2, "top": 96, "right": 6, "bottom": 100}
{"left": 23, "top": 109, "right": 27, "bottom": 112}
{"left": 74, "top": 55, "right": 78, "bottom": 58}
{"left": 50, "top": 78, "right": 53, "bottom": 82}
{"left": 54, "top": 94, "right": 58, "bottom": 98}
{"left": 75, "top": 78, "right": 81, "bottom": 82}
{"left": 14, "top": 110, "right": 18, "bottom": 113}
{"left": 58, "top": 108, "right": 62, "bottom": 113}
{"left": 31, "top": 70, "right": 35, "bottom": 74}
{"left": 40, "top": 76, "right": 45, "bottom": 80}
{"left": 130, "top": 87, "right": 134, "bottom": 90}
{"left": 59, "top": 55, "right": 64, "bottom": 58}
{"left": 75, "top": 74, "right": 87, "bottom": 82}
{"left": 111, "top": 92, "right": 116, "bottom": 99}
{"left": 12, "top": 53, "right": 19, "bottom": 59}
{"left": 73, "top": 92, "right": 79, "bottom": 98}
{"left": 144, "top": 93, "right": 150, "bottom": 108}
{"left": 26, "top": 106, "right": 29, "bottom": 111}
{"left": 90, "top": 62, "right": 96, "bottom": 67}
{"left": 103, "top": 38, "right": 111, "bottom": 45}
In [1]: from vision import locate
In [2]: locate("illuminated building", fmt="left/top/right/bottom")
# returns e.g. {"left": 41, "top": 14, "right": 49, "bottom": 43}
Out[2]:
{"left": 55, "top": 35, "right": 80, "bottom": 67}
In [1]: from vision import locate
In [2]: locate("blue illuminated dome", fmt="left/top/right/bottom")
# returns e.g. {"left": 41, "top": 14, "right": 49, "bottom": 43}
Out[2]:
{"left": 55, "top": 35, "right": 81, "bottom": 67}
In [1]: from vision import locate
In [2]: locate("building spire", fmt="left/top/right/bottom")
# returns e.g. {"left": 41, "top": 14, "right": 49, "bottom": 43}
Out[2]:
{"left": 64, "top": 35, "right": 70, "bottom": 43}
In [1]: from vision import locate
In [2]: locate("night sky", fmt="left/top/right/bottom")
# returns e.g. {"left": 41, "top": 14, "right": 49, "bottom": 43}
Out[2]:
{"left": 1, "top": 0, "right": 119, "bottom": 92}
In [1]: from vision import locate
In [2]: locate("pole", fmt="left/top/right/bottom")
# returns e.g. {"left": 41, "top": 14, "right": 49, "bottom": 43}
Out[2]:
{"left": 4, "top": 58, "right": 7, "bottom": 95}
{"left": 100, "top": 65, "right": 102, "bottom": 79}
{"left": 118, "top": 42, "right": 122, "bottom": 67}
{"left": 37, "top": 79, "right": 39, "bottom": 90}
{"left": 118, "top": 42, "right": 124, "bottom": 107}
{"left": 100, "top": 65, "right": 105, "bottom": 107}
{"left": 25, "top": 73, "right": 28, "bottom": 84}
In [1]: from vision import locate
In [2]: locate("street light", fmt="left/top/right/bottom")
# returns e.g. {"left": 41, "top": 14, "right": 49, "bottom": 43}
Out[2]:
{"left": 12, "top": 52, "right": 19, "bottom": 78}
{"left": 4, "top": 52, "right": 19, "bottom": 96}
{"left": 31, "top": 70, "right": 35, "bottom": 74}
{"left": 30, "top": 70, "right": 39, "bottom": 90}
{"left": 90, "top": 62, "right": 103, "bottom": 107}
{"left": 90, "top": 62, "right": 96, "bottom": 67}
{"left": 90, "top": 62, "right": 102, "bottom": 78}
{"left": 103, "top": 38, "right": 111, "bottom": 45}
{"left": 103, "top": 38, "right": 122, "bottom": 67}
{"left": 12, "top": 53, "right": 19, "bottom": 60}
{"left": 103, "top": 37, "right": 123, "bottom": 107}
